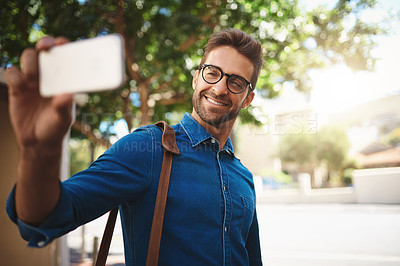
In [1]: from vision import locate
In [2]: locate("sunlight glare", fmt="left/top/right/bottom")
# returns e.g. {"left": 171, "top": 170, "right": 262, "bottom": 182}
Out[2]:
{"left": 310, "top": 24, "right": 400, "bottom": 117}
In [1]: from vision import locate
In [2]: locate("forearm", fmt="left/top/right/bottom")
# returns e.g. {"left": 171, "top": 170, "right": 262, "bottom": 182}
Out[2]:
{"left": 5, "top": 36, "right": 74, "bottom": 227}
{"left": 15, "top": 146, "right": 62, "bottom": 226}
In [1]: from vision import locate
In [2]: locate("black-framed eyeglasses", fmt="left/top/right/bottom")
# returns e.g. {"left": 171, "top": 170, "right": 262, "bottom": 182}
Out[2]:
{"left": 199, "top": 64, "right": 253, "bottom": 94}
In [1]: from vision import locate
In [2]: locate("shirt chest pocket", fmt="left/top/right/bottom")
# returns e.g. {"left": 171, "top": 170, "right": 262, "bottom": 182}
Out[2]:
{"left": 239, "top": 195, "right": 255, "bottom": 241}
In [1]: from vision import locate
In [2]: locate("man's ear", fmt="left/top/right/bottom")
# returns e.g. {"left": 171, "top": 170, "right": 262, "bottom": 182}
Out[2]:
{"left": 192, "top": 70, "right": 199, "bottom": 90}
{"left": 242, "top": 91, "right": 255, "bottom": 109}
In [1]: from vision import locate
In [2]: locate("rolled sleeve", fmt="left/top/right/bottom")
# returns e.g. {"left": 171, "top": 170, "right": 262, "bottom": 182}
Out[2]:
{"left": 6, "top": 184, "right": 78, "bottom": 247}
{"left": 6, "top": 127, "right": 155, "bottom": 248}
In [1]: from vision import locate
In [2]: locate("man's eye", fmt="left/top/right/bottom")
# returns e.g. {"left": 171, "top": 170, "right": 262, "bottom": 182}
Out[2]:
{"left": 230, "top": 78, "right": 245, "bottom": 88}
{"left": 205, "top": 67, "right": 220, "bottom": 77}
{"left": 206, "top": 72, "right": 218, "bottom": 76}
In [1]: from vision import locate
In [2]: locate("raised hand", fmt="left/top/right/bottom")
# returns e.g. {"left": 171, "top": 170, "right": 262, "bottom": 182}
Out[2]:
{"left": 5, "top": 36, "right": 74, "bottom": 225}
{"left": 6, "top": 36, "right": 74, "bottom": 152}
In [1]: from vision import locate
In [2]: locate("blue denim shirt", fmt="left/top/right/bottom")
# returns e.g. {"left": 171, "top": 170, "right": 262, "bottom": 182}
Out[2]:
{"left": 7, "top": 113, "right": 262, "bottom": 265}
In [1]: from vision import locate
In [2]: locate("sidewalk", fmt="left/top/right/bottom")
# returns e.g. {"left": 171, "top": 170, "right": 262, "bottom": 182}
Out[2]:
{"left": 257, "top": 203, "right": 400, "bottom": 266}
{"left": 68, "top": 213, "right": 125, "bottom": 266}
{"left": 67, "top": 203, "right": 400, "bottom": 266}
{"left": 71, "top": 255, "right": 125, "bottom": 266}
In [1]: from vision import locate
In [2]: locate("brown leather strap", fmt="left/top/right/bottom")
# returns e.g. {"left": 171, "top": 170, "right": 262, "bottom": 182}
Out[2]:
{"left": 146, "top": 148, "right": 173, "bottom": 265}
{"left": 155, "top": 121, "right": 179, "bottom": 155}
{"left": 95, "top": 121, "right": 179, "bottom": 266}
{"left": 147, "top": 121, "right": 179, "bottom": 265}
{"left": 95, "top": 207, "right": 118, "bottom": 266}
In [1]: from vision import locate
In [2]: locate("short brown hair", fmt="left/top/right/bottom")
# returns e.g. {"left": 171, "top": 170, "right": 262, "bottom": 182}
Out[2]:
{"left": 201, "top": 28, "right": 264, "bottom": 90}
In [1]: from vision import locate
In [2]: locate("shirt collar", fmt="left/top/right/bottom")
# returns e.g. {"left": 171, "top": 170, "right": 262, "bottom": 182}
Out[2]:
{"left": 180, "top": 113, "right": 235, "bottom": 155}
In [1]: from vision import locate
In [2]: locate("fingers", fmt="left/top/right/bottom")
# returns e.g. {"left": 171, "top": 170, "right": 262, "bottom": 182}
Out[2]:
{"left": 6, "top": 36, "right": 70, "bottom": 97}
{"left": 36, "top": 36, "right": 55, "bottom": 51}
{"left": 6, "top": 45, "right": 41, "bottom": 95}
{"left": 21, "top": 48, "right": 39, "bottom": 83}
{"left": 54, "top": 36, "right": 70, "bottom": 46}
{"left": 47, "top": 37, "right": 73, "bottom": 120}
{"left": 36, "top": 36, "right": 69, "bottom": 51}
{"left": 5, "top": 66, "right": 24, "bottom": 96}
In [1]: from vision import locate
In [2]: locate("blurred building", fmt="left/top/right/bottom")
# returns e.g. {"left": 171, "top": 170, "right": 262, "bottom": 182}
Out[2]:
{"left": 0, "top": 68, "right": 58, "bottom": 266}
{"left": 236, "top": 91, "right": 400, "bottom": 188}
{"left": 330, "top": 93, "right": 400, "bottom": 168}
{"left": 356, "top": 142, "right": 400, "bottom": 168}
{"left": 236, "top": 105, "right": 319, "bottom": 184}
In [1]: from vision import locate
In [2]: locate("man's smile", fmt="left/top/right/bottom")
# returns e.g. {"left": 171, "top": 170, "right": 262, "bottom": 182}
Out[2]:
{"left": 204, "top": 94, "right": 230, "bottom": 107}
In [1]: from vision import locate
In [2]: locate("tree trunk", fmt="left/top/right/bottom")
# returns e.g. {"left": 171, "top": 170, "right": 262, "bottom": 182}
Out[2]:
{"left": 72, "top": 120, "right": 111, "bottom": 148}
{"left": 138, "top": 83, "right": 150, "bottom": 125}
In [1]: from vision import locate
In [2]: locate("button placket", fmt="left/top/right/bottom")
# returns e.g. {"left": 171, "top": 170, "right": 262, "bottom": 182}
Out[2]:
{"left": 217, "top": 151, "right": 232, "bottom": 264}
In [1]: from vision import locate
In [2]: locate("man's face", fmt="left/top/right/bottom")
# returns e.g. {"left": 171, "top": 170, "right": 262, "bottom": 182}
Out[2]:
{"left": 192, "top": 46, "right": 255, "bottom": 128}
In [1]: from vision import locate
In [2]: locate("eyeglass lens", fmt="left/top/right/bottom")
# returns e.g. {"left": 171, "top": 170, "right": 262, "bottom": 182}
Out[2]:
{"left": 202, "top": 65, "right": 248, "bottom": 93}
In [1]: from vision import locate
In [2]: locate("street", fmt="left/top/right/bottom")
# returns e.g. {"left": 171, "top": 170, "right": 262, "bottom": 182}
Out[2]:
{"left": 258, "top": 203, "right": 400, "bottom": 266}
{"left": 68, "top": 203, "right": 400, "bottom": 265}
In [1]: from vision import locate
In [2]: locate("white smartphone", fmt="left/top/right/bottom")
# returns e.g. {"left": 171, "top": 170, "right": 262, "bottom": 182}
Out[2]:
{"left": 39, "top": 34, "right": 125, "bottom": 97}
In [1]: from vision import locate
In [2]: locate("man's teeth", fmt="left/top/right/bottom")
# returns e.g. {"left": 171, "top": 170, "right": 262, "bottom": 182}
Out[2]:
{"left": 207, "top": 97, "right": 225, "bottom": 106}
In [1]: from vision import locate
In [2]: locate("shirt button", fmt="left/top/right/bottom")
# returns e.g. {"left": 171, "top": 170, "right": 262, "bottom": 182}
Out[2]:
{"left": 211, "top": 139, "right": 216, "bottom": 144}
{"left": 223, "top": 186, "right": 226, "bottom": 191}
{"left": 37, "top": 241, "right": 46, "bottom": 247}
{"left": 224, "top": 227, "right": 228, "bottom": 232}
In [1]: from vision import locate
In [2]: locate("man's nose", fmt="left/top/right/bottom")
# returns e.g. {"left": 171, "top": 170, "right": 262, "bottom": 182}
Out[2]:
{"left": 212, "top": 75, "right": 229, "bottom": 95}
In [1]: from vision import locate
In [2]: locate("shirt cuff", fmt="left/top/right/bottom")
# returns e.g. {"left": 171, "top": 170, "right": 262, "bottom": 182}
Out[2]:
{"left": 6, "top": 184, "right": 77, "bottom": 248}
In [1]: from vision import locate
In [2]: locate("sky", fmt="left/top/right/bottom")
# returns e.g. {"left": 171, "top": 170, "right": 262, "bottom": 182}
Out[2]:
{"left": 256, "top": 0, "right": 400, "bottom": 118}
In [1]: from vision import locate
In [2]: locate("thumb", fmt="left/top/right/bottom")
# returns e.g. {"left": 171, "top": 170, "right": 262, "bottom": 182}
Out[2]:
{"left": 52, "top": 93, "right": 74, "bottom": 127}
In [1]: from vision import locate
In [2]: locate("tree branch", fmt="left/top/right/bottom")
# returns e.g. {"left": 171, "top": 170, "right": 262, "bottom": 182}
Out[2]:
{"left": 178, "top": 0, "right": 221, "bottom": 52}
{"left": 72, "top": 121, "right": 111, "bottom": 148}
{"left": 179, "top": 34, "right": 202, "bottom": 52}
{"left": 158, "top": 93, "right": 189, "bottom": 106}
{"left": 112, "top": 0, "right": 142, "bottom": 82}
{"left": 121, "top": 91, "right": 134, "bottom": 132}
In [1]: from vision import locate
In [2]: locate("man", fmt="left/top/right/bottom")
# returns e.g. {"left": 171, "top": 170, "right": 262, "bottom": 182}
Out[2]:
{"left": 6, "top": 28, "right": 264, "bottom": 265}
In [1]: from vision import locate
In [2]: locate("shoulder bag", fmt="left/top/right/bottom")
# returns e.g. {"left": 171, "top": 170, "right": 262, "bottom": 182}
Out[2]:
{"left": 95, "top": 121, "right": 179, "bottom": 266}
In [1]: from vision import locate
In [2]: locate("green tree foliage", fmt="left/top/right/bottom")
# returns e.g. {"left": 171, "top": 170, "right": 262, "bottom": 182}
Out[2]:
{"left": 0, "top": 0, "right": 390, "bottom": 146}
{"left": 386, "top": 127, "right": 400, "bottom": 146}
{"left": 279, "top": 132, "right": 315, "bottom": 167}
{"left": 279, "top": 125, "right": 351, "bottom": 185}
{"left": 69, "top": 139, "right": 107, "bottom": 175}
{"left": 259, "top": 168, "right": 293, "bottom": 183}
{"left": 314, "top": 126, "right": 350, "bottom": 171}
